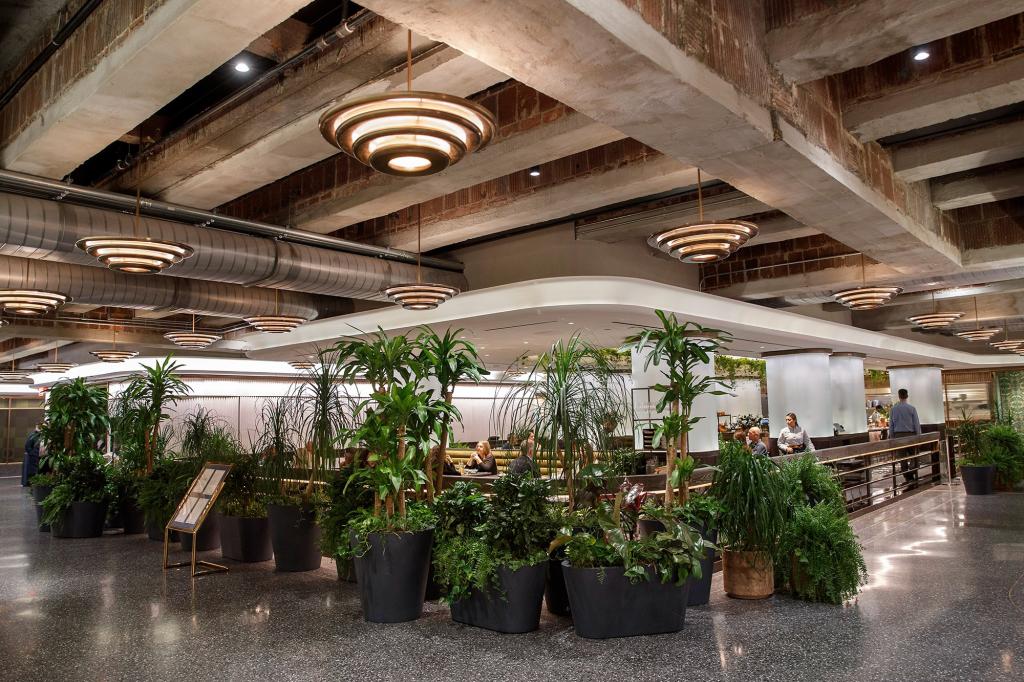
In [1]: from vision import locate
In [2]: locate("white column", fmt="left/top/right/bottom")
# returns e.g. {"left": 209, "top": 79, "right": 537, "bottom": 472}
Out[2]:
{"left": 765, "top": 349, "right": 834, "bottom": 439}
{"left": 631, "top": 348, "right": 718, "bottom": 454}
{"left": 716, "top": 377, "right": 762, "bottom": 418}
{"left": 830, "top": 353, "right": 868, "bottom": 435}
{"left": 887, "top": 365, "right": 944, "bottom": 424}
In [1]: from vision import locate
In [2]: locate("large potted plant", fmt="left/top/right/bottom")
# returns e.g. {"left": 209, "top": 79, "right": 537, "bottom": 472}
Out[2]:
{"left": 775, "top": 454, "right": 867, "bottom": 603}
{"left": 320, "top": 463, "right": 374, "bottom": 581}
{"left": 710, "top": 439, "right": 788, "bottom": 599}
{"left": 219, "top": 449, "right": 272, "bottom": 563}
{"left": 981, "top": 423, "right": 1024, "bottom": 491}
{"left": 137, "top": 456, "right": 200, "bottom": 541}
{"left": 435, "top": 475, "right": 554, "bottom": 633}
{"left": 954, "top": 414, "right": 995, "bottom": 495}
{"left": 640, "top": 492, "right": 722, "bottom": 606}
{"left": 107, "top": 390, "right": 152, "bottom": 534}
{"left": 552, "top": 496, "right": 706, "bottom": 639}
{"left": 37, "top": 377, "right": 111, "bottom": 538}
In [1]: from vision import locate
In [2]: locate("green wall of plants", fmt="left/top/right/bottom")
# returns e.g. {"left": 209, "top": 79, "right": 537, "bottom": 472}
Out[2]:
{"left": 995, "top": 371, "right": 1024, "bottom": 431}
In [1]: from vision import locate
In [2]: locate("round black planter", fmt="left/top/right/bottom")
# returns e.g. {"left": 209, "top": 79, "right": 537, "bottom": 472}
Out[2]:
{"left": 120, "top": 501, "right": 146, "bottom": 535}
{"left": 219, "top": 514, "right": 272, "bottom": 562}
{"left": 688, "top": 527, "right": 718, "bottom": 607}
{"left": 180, "top": 511, "right": 222, "bottom": 552}
{"left": 268, "top": 504, "right": 322, "bottom": 572}
{"left": 544, "top": 557, "right": 571, "bottom": 617}
{"left": 961, "top": 465, "right": 996, "bottom": 495}
{"left": 562, "top": 562, "right": 689, "bottom": 639}
{"left": 336, "top": 557, "right": 357, "bottom": 582}
{"left": 31, "top": 484, "right": 52, "bottom": 532}
{"left": 146, "top": 518, "right": 180, "bottom": 542}
{"left": 51, "top": 501, "right": 108, "bottom": 539}
{"left": 451, "top": 563, "right": 546, "bottom": 633}
{"left": 352, "top": 528, "right": 433, "bottom": 623}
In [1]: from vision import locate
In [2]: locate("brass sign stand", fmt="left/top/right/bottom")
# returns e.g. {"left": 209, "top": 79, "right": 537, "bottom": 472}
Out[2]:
{"left": 162, "top": 462, "right": 232, "bottom": 577}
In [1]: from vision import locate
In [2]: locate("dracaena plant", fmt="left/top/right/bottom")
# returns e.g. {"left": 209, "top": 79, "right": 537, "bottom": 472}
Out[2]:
{"left": 39, "top": 377, "right": 110, "bottom": 475}
{"left": 624, "top": 311, "right": 731, "bottom": 508}
{"left": 122, "top": 356, "right": 191, "bottom": 474}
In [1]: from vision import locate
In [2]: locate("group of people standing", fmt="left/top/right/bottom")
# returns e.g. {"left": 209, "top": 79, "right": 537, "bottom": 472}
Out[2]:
{"left": 732, "top": 412, "right": 814, "bottom": 457}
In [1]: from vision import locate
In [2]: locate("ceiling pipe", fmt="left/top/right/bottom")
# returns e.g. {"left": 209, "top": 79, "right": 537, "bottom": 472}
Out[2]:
{"left": 0, "top": 168, "right": 463, "bottom": 272}
{"left": 0, "top": 190, "right": 466, "bottom": 299}
{"left": 0, "top": 255, "right": 346, "bottom": 320}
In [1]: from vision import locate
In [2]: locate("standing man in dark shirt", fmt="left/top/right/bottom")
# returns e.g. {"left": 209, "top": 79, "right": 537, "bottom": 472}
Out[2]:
{"left": 889, "top": 388, "right": 922, "bottom": 490}
{"left": 21, "top": 423, "right": 42, "bottom": 487}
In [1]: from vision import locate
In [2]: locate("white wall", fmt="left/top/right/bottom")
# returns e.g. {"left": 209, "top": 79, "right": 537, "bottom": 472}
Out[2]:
{"left": 766, "top": 351, "right": 834, "bottom": 438}
{"left": 716, "top": 377, "right": 761, "bottom": 419}
{"left": 888, "top": 366, "right": 944, "bottom": 425}
{"left": 632, "top": 347, "right": 718, "bottom": 453}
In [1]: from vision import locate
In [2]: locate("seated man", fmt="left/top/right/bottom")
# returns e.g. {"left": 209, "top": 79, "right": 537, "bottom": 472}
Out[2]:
{"left": 747, "top": 426, "right": 768, "bottom": 456}
{"left": 508, "top": 439, "right": 539, "bottom": 477}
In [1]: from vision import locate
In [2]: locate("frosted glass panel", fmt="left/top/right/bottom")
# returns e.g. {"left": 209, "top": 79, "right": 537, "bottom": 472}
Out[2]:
{"left": 766, "top": 352, "right": 833, "bottom": 438}
{"left": 888, "top": 367, "right": 944, "bottom": 424}
{"left": 632, "top": 348, "right": 718, "bottom": 453}
{"left": 830, "top": 355, "right": 867, "bottom": 434}
{"left": 716, "top": 378, "right": 761, "bottom": 419}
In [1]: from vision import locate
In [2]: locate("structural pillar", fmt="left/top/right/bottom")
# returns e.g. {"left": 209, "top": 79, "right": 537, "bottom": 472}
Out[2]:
{"left": 830, "top": 352, "right": 868, "bottom": 435}
{"left": 887, "top": 364, "right": 945, "bottom": 426}
{"left": 764, "top": 349, "right": 834, "bottom": 439}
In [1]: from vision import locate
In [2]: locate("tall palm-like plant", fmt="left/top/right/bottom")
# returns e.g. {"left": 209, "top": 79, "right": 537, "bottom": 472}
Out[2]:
{"left": 416, "top": 327, "right": 485, "bottom": 498}
{"left": 123, "top": 356, "right": 191, "bottom": 474}
{"left": 40, "top": 378, "right": 110, "bottom": 473}
{"left": 625, "top": 311, "right": 730, "bottom": 508}
{"left": 494, "top": 334, "right": 627, "bottom": 508}
{"left": 334, "top": 328, "right": 418, "bottom": 393}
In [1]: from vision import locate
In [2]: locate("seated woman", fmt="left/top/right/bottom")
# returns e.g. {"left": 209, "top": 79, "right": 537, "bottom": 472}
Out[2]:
{"left": 466, "top": 440, "right": 498, "bottom": 474}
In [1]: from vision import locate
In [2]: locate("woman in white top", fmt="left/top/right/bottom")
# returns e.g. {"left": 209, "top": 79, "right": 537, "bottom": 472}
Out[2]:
{"left": 777, "top": 412, "right": 813, "bottom": 454}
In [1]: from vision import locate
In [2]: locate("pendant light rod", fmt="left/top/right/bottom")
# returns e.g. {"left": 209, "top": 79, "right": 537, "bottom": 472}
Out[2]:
{"left": 407, "top": 30, "right": 413, "bottom": 92}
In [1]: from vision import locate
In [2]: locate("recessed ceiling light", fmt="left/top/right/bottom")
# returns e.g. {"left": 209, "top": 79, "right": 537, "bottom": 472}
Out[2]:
{"left": 913, "top": 49, "right": 929, "bottom": 61}
{"left": 528, "top": 165, "right": 541, "bottom": 177}
{"left": 523, "top": 341, "right": 529, "bottom": 344}
{"left": 567, "top": 322, "right": 575, "bottom": 325}
{"left": 234, "top": 61, "right": 251, "bottom": 73}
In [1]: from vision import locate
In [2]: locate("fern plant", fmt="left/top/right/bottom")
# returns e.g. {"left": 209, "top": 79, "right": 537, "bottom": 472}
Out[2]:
{"left": 778, "top": 502, "right": 867, "bottom": 604}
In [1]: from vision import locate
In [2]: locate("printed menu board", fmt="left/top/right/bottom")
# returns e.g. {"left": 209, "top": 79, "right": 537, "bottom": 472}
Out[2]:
{"left": 168, "top": 463, "right": 231, "bottom": 532}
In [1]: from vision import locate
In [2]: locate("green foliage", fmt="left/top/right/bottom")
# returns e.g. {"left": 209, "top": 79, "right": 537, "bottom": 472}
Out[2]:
{"left": 602, "top": 448, "right": 645, "bottom": 476}
{"left": 778, "top": 502, "right": 867, "bottom": 604}
{"left": 433, "top": 474, "right": 553, "bottom": 604}
{"left": 954, "top": 408, "right": 988, "bottom": 466}
{"left": 137, "top": 456, "right": 202, "bottom": 527}
{"left": 40, "top": 377, "right": 109, "bottom": 473}
{"left": 733, "top": 414, "right": 762, "bottom": 430}
{"left": 41, "top": 451, "right": 109, "bottom": 525}
{"left": 220, "top": 450, "right": 271, "bottom": 518}
{"left": 781, "top": 453, "right": 845, "bottom": 508}
{"left": 318, "top": 466, "right": 374, "bottom": 558}
{"left": 981, "top": 423, "right": 1024, "bottom": 486}
{"left": 345, "top": 502, "right": 436, "bottom": 561}
{"left": 177, "top": 408, "right": 240, "bottom": 461}
{"left": 122, "top": 357, "right": 191, "bottom": 473}
{"left": 495, "top": 334, "right": 627, "bottom": 507}
{"left": 710, "top": 439, "right": 788, "bottom": 553}
{"left": 714, "top": 355, "right": 766, "bottom": 384}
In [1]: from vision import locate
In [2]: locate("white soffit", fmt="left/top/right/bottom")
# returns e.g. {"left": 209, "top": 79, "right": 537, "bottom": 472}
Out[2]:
{"left": 243, "top": 276, "right": 1020, "bottom": 370}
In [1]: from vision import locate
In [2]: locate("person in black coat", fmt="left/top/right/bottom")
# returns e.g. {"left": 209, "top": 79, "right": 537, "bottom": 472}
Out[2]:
{"left": 508, "top": 438, "right": 540, "bottom": 477}
{"left": 21, "top": 423, "right": 42, "bottom": 487}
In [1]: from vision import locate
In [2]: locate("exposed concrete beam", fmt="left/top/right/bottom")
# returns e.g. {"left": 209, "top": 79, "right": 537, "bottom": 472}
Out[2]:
{"left": 931, "top": 164, "right": 1024, "bottom": 210}
{"left": 844, "top": 55, "right": 1024, "bottom": 142}
{"left": 766, "top": 1, "right": 1024, "bottom": 84}
{"left": 0, "top": 339, "right": 74, "bottom": 365}
{"left": 0, "top": 0, "right": 312, "bottom": 178}
{"left": 893, "top": 117, "right": 1024, "bottom": 182}
{"left": 742, "top": 212, "right": 820, "bottom": 248}
{"left": 707, "top": 260, "right": 901, "bottom": 302}
{"left": 0, "top": 325, "right": 245, "bottom": 355}
{"left": 296, "top": 109, "right": 625, "bottom": 233}
{"left": 358, "top": 0, "right": 959, "bottom": 275}
{"left": 854, "top": 291, "right": 1024, "bottom": 331}
{"left": 575, "top": 188, "right": 766, "bottom": 243}
{"left": 374, "top": 155, "right": 700, "bottom": 251}
{"left": 244, "top": 17, "right": 311, "bottom": 63}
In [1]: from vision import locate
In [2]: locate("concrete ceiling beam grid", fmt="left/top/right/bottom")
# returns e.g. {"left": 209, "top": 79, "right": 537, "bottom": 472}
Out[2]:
{"left": 0, "top": 0, "right": 313, "bottom": 178}
{"left": 356, "top": 0, "right": 960, "bottom": 275}
{"left": 766, "top": 0, "right": 1024, "bottom": 84}
{"left": 892, "top": 117, "right": 1024, "bottom": 182}
{"left": 931, "top": 163, "right": 1024, "bottom": 210}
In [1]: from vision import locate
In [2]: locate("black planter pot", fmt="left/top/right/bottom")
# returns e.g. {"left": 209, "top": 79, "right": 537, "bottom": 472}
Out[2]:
{"left": 352, "top": 529, "right": 433, "bottom": 623}
{"left": 562, "top": 562, "right": 689, "bottom": 639}
{"left": 107, "top": 507, "right": 124, "bottom": 530}
{"left": 688, "top": 527, "right": 718, "bottom": 607}
{"left": 451, "top": 563, "right": 547, "bottom": 633}
{"left": 336, "top": 557, "right": 357, "bottom": 582}
{"left": 31, "top": 484, "right": 52, "bottom": 532}
{"left": 425, "top": 559, "right": 445, "bottom": 601}
{"left": 961, "top": 465, "right": 996, "bottom": 495}
{"left": 544, "top": 558, "right": 571, "bottom": 617}
{"left": 52, "top": 501, "right": 108, "bottom": 539}
{"left": 219, "top": 514, "right": 272, "bottom": 562}
{"left": 146, "top": 518, "right": 180, "bottom": 542}
{"left": 120, "top": 501, "right": 146, "bottom": 535}
{"left": 180, "top": 511, "right": 222, "bottom": 552}
{"left": 268, "top": 504, "right": 322, "bottom": 572}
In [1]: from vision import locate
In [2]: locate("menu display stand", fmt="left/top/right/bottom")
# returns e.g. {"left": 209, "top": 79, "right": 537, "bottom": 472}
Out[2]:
{"left": 162, "top": 463, "right": 232, "bottom": 577}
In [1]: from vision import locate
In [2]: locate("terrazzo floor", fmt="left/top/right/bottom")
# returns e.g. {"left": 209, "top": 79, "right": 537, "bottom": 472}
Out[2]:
{"left": 1, "top": 472, "right": 1022, "bottom": 681}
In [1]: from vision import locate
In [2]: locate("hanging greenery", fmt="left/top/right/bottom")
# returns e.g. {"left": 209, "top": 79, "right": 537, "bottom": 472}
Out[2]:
{"left": 714, "top": 355, "right": 766, "bottom": 389}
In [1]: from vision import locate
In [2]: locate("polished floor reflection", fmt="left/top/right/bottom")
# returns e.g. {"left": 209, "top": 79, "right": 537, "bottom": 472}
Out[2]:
{"left": 1, "top": 475, "right": 1022, "bottom": 681}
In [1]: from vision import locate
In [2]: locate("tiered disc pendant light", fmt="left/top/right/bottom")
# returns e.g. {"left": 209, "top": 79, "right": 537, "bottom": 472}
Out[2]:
{"left": 77, "top": 131, "right": 193, "bottom": 274}
{"left": 165, "top": 315, "right": 221, "bottom": 350}
{"left": 289, "top": 360, "right": 315, "bottom": 371}
{"left": 383, "top": 206, "right": 459, "bottom": 310}
{"left": 36, "top": 347, "right": 77, "bottom": 374}
{"left": 955, "top": 298, "right": 1000, "bottom": 341}
{"left": 319, "top": 30, "right": 495, "bottom": 176}
{"left": 0, "top": 258, "right": 68, "bottom": 316}
{"left": 833, "top": 254, "right": 902, "bottom": 310}
{"left": 907, "top": 291, "right": 963, "bottom": 329}
{"left": 648, "top": 169, "right": 758, "bottom": 263}
{"left": 0, "top": 360, "right": 30, "bottom": 383}
{"left": 245, "top": 290, "right": 307, "bottom": 333}
{"left": 90, "top": 318, "right": 138, "bottom": 363}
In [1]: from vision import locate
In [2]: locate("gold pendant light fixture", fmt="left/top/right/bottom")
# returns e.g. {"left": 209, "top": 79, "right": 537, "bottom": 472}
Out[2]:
{"left": 833, "top": 254, "right": 901, "bottom": 310}
{"left": 165, "top": 314, "right": 221, "bottom": 349}
{"left": 383, "top": 205, "right": 459, "bottom": 310}
{"left": 0, "top": 360, "right": 29, "bottom": 382}
{"left": 36, "top": 346, "right": 76, "bottom": 374}
{"left": 0, "top": 289, "right": 68, "bottom": 316}
{"left": 77, "top": 128, "right": 194, "bottom": 273}
{"left": 288, "top": 360, "right": 315, "bottom": 371}
{"left": 90, "top": 321, "right": 138, "bottom": 363}
{"left": 989, "top": 322, "right": 1020, "bottom": 351}
{"left": 907, "top": 291, "right": 963, "bottom": 329}
{"left": 319, "top": 30, "right": 495, "bottom": 176}
{"left": 955, "top": 297, "right": 999, "bottom": 341}
{"left": 245, "top": 290, "right": 307, "bottom": 333}
{"left": 648, "top": 169, "right": 758, "bottom": 263}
